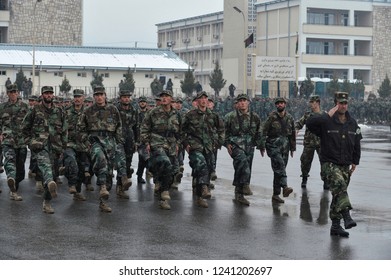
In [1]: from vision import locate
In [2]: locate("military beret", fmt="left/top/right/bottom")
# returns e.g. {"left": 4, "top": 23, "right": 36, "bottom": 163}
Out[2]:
{"left": 335, "top": 92, "right": 349, "bottom": 103}
{"left": 73, "top": 89, "right": 85, "bottom": 97}
{"left": 159, "top": 90, "right": 173, "bottom": 97}
{"left": 93, "top": 86, "right": 106, "bottom": 95}
{"left": 274, "top": 97, "right": 286, "bottom": 104}
{"left": 236, "top": 93, "right": 250, "bottom": 102}
{"left": 6, "top": 83, "right": 18, "bottom": 92}
{"left": 41, "top": 86, "right": 54, "bottom": 94}
{"left": 309, "top": 95, "right": 320, "bottom": 102}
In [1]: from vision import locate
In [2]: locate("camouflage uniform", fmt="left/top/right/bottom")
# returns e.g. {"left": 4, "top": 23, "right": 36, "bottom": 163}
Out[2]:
{"left": 224, "top": 96, "right": 263, "bottom": 201}
{"left": 0, "top": 84, "right": 29, "bottom": 200}
{"left": 140, "top": 93, "right": 181, "bottom": 209}
{"left": 307, "top": 92, "right": 362, "bottom": 237}
{"left": 263, "top": 98, "right": 296, "bottom": 200}
{"left": 136, "top": 96, "right": 150, "bottom": 183}
{"left": 78, "top": 87, "right": 126, "bottom": 212}
{"left": 22, "top": 86, "right": 67, "bottom": 213}
{"left": 182, "top": 92, "right": 225, "bottom": 206}
{"left": 63, "top": 89, "right": 89, "bottom": 200}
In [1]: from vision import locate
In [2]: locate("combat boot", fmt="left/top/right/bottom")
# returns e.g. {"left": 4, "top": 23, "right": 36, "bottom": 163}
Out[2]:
{"left": 201, "top": 185, "right": 211, "bottom": 199}
{"left": 35, "top": 181, "right": 44, "bottom": 192}
{"left": 234, "top": 193, "right": 250, "bottom": 206}
{"left": 171, "top": 182, "right": 179, "bottom": 190}
{"left": 99, "top": 201, "right": 112, "bottom": 213}
{"left": 68, "top": 185, "right": 77, "bottom": 194}
{"left": 0, "top": 165, "right": 4, "bottom": 173}
{"left": 323, "top": 182, "right": 330, "bottom": 190}
{"left": 47, "top": 181, "right": 57, "bottom": 198}
{"left": 28, "top": 169, "right": 36, "bottom": 178}
{"left": 10, "top": 192, "right": 23, "bottom": 201}
{"left": 210, "top": 171, "right": 217, "bottom": 181}
{"left": 242, "top": 184, "right": 253, "bottom": 196}
{"left": 209, "top": 183, "right": 215, "bottom": 190}
{"left": 99, "top": 185, "right": 109, "bottom": 200}
{"left": 128, "top": 167, "right": 134, "bottom": 177}
{"left": 330, "top": 219, "right": 349, "bottom": 237}
{"left": 301, "top": 176, "right": 308, "bottom": 188}
{"left": 196, "top": 197, "right": 208, "bottom": 208}
{"left": 146, "top": 171, "right": 153, "bottom": 181}
{"left": 85, "top": 183, "right": 94, "bottom": 191}
{"left": 283, "top": 186, "right": 293, "bottom": 197}
{"left": 174, "top": 172, "right": 183, "bottom": 184}
{"left": 42, "top": 200, "right": 54, "bottom": 214}
{"left": 272, "top": 195, "right": 284, "bottom": 203}
{"left": 341, "top": 209, "right": 357, "bottom": 229}
{"left": 7, "top": 177, "right": 16, "bottom": 192}
{"left": 121, "top": 176, "right": 132, "bottom": 191}
{"left": 161, "top": 190, "right": 171, "bottom": 201}
{"left": 179, "top": 165, "right": 184, "bottom": 173}
{"left": 116, "top": 185, "right": 129, "bottom": 199}
{"left": 73, "top": 192, "right": 86, "bottom": 201}
{"left": 153, "top": 182, "right": 160, "bottom": 195}
{"left": 159, "top": 200, "right": 171, "bottom": 210}
{"left": 137, "top": 176, "right": 146, "bottom": 184}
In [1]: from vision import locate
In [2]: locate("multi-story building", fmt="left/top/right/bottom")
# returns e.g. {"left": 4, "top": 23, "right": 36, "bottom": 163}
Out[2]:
{"left": 0, "top": 0, "right": 82, "bottom": 45}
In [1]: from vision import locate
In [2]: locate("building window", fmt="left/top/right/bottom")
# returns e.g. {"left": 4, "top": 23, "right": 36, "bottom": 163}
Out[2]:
{"left": 0, "top": 70, "right": 6, "bottom": 76}
{"left": 77, "top": 72, "right": 87, "bottom": 78}
{"left": 54, "top": 72, "right": 63, "bottom": 77}
{"left": 145, "top": 74, "right": 154, "bottom": 79}
{"left": 343, "top": 43, "right": 349, "bottom": 55}
{"left": 100, "top": 73, "right": 110, "bottom": 78}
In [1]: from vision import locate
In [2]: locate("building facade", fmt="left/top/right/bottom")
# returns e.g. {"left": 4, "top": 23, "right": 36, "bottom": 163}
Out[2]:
{"left": 0, "top": 0, "right": 82, "bottom": 45}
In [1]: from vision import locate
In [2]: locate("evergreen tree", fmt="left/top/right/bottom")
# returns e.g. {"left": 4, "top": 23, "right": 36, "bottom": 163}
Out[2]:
{"left": 341, "top": 78, "right": 352, "bottom": 94}
{"left": 352, "top": 78, "right": 365, "bottom": 98}
{"left": 15, "top": 68, "right": 26, "bottom": 92}
{"left": 90, "top": 70, "right": 104, "bottom": 89}
{"left": 327, "top": 77, "right": 340, "bottom": 97}
{"left": 299, "top": 75, "right": 314, "bottom": 99}
{"left": 180, "top": 67, "right": 196, "bottom": 97}
{"left": 120, "top": 68, "right": 136, "bottom": 92}
{"left": 377, "top": 74, "right": 391, "bottom": 99}
{"left": 59, "top": 75, "right": 72, "bottom": 94}
{"left": 150, "top": 77, "right": 163, "bottom": 96}
{"left": 209, "top": 61, "right": 226, "bottom": 97}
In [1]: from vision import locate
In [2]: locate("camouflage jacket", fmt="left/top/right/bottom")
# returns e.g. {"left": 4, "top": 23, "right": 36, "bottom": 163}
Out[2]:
{"left": 295, "top": 111, "right": 323, "bottom": 148}
{"left": 0, "top": 99, "right": 29, "bottom": 148}
{"left": 140, "top": 105, "right": 181, "bottom": 154}
{"left": 116, "top": 103, "right": 138, "bottom": 143}
{"left": 78, "top": 103, "right": 123, "bottom": 145}
{"left": 64, "top": 104, "right": 87, "bottom": 151}
{"left": 263, "top": 111, "right": 296, "bottom": 152}
{"left": 22, "top": 102, "right": 67, "bottom": 154}
{"left": 224, "top": 109, "right": 264, "bottom": 150}
{"left": 182, "top": 108, "right": 225, "bottom": 153}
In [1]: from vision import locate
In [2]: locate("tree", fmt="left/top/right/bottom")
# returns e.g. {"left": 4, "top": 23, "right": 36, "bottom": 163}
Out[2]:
{"left": 299, "top": 75, "right": 314, "bottom": 99}
{"left": 120, "top": 68, "right": 136, "bottom": 93}
{"left": 327, "top": 77, "right": 340, "bottom": 97}
{"left": 180, "top": 67, "right": 196, "bottom": 97}
{"left": 150, "top": 77, "right": 163, "bottom": 96}
{"left": 15, "top": 68, "right": 27, "bottom": 92}
{"left": 90, "top": 70, "right": 104, "bottom": 89}
{"left": 209, "top": 60, "right": 226, "bottom": 97}
{"left": 352, "top": 78, "right": 365, "bottom": 99}
{"left": 340, "top": 78, "right": 352, "bottom": 94}
{"left": 59, "top": 75, "right": 72, "bottom": 95}
{"left": 377, "top": 74, "right": 391, "bottom": 99}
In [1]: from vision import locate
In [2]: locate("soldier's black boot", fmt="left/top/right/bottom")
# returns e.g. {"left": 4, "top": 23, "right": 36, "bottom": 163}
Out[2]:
{"left": 301, "top": 176, "right": 308, "bottom": 188}
{"left": 341, "top": 209, "right": 357, "bottom": 229}
{"left": 330, "top": 219, "right": 349, "bottom": 237}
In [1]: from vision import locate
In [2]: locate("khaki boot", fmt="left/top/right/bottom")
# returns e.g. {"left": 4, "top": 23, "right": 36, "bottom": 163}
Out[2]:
{"left": 234, "top": 193, "right": 250, "bottom": 206}
{"left": 283, "top": 186, "right": 293, "bottom": 197}
{"left": 42, "top": 200, "right": 54, "bottom": 214}
{"left": 10, "top": 192, "right": 23, "bottom": 201}
{"left": 272, "top": 195, "right": 284, "bottom": 203}
{"left": 85, "top": 184, "right": 94, "bottom": 191}
{"left": 242, "top": 184, "right": 253, "bottom": 196}
{"left": 7, "top": 177, "right": 16, "bottom": 192}
{"left": 73, "top": 193, "right": 86, "bottom": 201}
{"left": 99, "top": 201, "right": 112, "bottom": 213}
{"left": 68, "top": 185, "right": 77, "bottom": 194}
{"left": 201, "top": 185, "right": 211, "bottom": 199}
{"left": 159, "top": 200, "right": 171, "bottom": 210}
{"left": 196, "top": 197, "right": 208, "bottom": 208}
{"left": 99, "top": 185, "right": 109, "bottom": 200}
{"left": 28, "top": 170, "right": 36, "bottom": 178}
{"left": 153, "top": 182, "right": 160, "bottom": 195}
{"left": 35, "top": 181, "right": 44, "bottom": 192}
{"left": 48, "top": 181, "right": 58, "bottom": 198}
{"left": 161, "top": 190, "right": 171, "bottom": 201}
{"left": 116, "top": 185, "right": 129, "bottom": 199}
{"left": 121, "top": 176, "right": 132, "bottom": 191}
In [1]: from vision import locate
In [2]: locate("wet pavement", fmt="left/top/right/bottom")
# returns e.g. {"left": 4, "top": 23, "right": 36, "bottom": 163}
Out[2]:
{"left": 0, "top": 125, "right": 390, "bottom": 260}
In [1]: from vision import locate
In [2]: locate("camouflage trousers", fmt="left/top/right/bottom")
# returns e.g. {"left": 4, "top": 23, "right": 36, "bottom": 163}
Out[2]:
{"left": 321, "top": 162, "right": 352, "bottom": 220}
{"left": 188, "top": 149, "right": 214, "bottom": 197}
{"left": 266, "top": 137, "right": 290, "bottom": 195}
{"left": 115, "top": 142, "right": 132, "bottom": 185}
{"left": 35, "top": 146, "right": 57, "bottom": 200}
{"left": 300, "top": 145, "right": 320, "bottom": 178}
{"left": 136, "top": 144, "right": 149, "bottom": 177}
{"left": 2, "top": 145, "right": 27, "bottom": 190}
{"left": 63, "top": 147, "right": 89, "bottom": 192}
{"left": 90, "top": 137, "right": 116, "bottom": 188}
{"left": 230, "top": 145, "right": 254, "bottom": 193}
{"left": 149, "top": 147, "right": 176, "bottom": 192}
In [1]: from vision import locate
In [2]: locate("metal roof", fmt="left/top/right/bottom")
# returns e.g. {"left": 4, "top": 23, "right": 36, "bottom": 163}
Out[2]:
{"left": 0, "top": 44, "right": 190, "bottom": 72}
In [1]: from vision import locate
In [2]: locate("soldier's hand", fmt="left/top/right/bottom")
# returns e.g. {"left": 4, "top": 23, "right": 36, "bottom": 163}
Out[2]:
{"left": 349, "top": 164, "right": 356, "bottom": 175}
{"left": 227, "top": 144, "right": 232, "bottom": 156}
{"left": 328, "top": 105, "right": 339, "bottom": 117}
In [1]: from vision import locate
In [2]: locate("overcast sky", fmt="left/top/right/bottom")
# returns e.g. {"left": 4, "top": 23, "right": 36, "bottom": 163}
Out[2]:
{"left": 83, "top": 0, "right": 224, "bottom": 48}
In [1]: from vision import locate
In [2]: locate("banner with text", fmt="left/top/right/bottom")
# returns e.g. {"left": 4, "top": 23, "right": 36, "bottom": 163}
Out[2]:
{"left": 256, "top": 56, "right": 296, "bottom": 81}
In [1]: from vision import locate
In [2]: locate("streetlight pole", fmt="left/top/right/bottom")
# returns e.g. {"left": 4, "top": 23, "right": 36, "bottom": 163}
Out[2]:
{"left": 234, "top": 6, "right": 247, "bottom": 95}
{"left": 32, "top": 0, "right": 42, "bottom": 96}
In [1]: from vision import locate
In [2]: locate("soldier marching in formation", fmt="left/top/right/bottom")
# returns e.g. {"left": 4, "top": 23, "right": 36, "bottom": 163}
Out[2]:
{"left": 0, "top": 84, "right": 369, "bottom": 238}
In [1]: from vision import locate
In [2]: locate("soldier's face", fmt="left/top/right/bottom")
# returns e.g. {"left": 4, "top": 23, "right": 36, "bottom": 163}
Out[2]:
{"left": 120, "top": 96, "right": 131, "bottom": 105}
{"left": 73, "top": 95, "right": 84, "bottom": 106}
{"left": 7, "top": 90, "right": 19, "bottom": 103}
{"left": 42, "top": 92, "right": 54, "bottom": 104}
{"left": 94, "top": 93, "right": 106, "bottom": 106}
{"left": 337, "top": 101, "right": 348, "bottom": 114}
{"left": 160, "top": 94, "right": 172, "bottom": 105}
{"left": 197, "top": 95, "right": 208, "bottom": 108}
{"left": 237, "top": 99, "right": 249, "bottom": 111}
{"left": 275, "top": 101, "right": 286, "bottom": 112}
{"left": 139, "top": 101, "right": 147, "bottom": 109}
{"left": 208, "top": 101, "right": 214, "bottom": 110}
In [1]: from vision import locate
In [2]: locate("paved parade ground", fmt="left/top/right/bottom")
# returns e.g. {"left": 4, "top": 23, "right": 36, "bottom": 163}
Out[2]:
{"left": 0, "top": 125, "right": 390, "bottom": 261}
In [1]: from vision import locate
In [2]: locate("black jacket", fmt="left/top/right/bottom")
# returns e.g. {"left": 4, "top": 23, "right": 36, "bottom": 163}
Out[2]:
{"left": 306, "top": 111, "right": 362, "bottom": 165}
